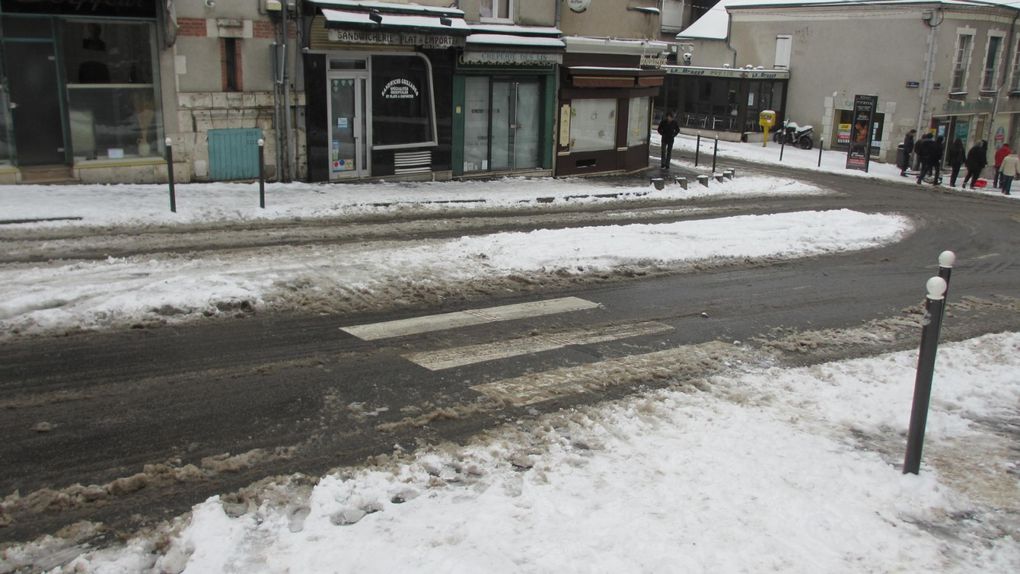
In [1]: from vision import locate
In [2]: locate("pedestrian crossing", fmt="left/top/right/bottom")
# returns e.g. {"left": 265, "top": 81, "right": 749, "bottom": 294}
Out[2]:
{"left": 339, "top": 296, "right": 684, "bottom": 406}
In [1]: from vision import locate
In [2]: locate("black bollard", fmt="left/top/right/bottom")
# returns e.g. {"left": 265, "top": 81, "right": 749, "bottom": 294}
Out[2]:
{"left": 779, "top": 136, "right": 786, "bottom": 162}
{"left": 712, "top": 136, "right": 718, "bottom": 173}
{"left": 258, "top": 137, "right": 266, "bottom": 209}
{"left": 903, "top": 276, "right": 948, "bottom": 475}
{"left": 818, "top": 140, "right": 824, "bottom": 167}
{"left": 695, "top": 133, "right": 701, "bottom": 167}
{"left": 165, "top": 137, "right": 176, "bottom": 213}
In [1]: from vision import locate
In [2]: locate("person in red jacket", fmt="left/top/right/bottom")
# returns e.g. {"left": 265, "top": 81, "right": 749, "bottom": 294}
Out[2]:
{"left": 994, "top": 142, "right": 1012, "bottom": 187}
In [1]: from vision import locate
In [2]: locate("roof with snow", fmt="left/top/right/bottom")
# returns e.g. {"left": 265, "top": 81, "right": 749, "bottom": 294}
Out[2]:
{"left": 678, "top": 0, "right": 1020, "bottom": 41}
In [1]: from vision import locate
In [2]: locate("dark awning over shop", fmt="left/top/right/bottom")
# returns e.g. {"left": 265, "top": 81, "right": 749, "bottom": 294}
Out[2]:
{"left": 566, "top": 66, "right": 664, "bottom": 89}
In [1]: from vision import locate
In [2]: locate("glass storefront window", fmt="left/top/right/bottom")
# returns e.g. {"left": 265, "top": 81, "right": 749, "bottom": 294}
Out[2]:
{"left": 570, "top": 99, "right": 617, "bottom": 153}
{"left": 627, "top": 97, "right": 649, "bottom": 147}
{"left": 463, "top": 76, "right": 490, "bottom": 172}
{"left": 63, "top": 21, "right": 158, "bottom": 159}
{"left": 372, "top": 54, "right": 436, "bottom": 148}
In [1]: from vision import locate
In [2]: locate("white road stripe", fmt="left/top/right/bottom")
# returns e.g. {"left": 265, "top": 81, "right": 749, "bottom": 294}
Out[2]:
{"left": 403, "top": 321, "right": 674, "bottom": 371}
{"left": 340, "top": 297, "right": 601, "bottom": 341}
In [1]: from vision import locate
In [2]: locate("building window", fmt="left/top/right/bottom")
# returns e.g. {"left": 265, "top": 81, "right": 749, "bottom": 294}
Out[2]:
{"left": 63, "top": 21, "right": 159, "bottom": 159}
{"left": 982, "top": 33, "right": 1004, "bottom": 92}
{"left": 951, "top": 32, "right": 974, "bottom": 92}
{"left": 1010, "top": 37, "right": 1020, "bottom": 92}
{"left": 627, "top": 97, "right": 649, "bottom": 147}
{"left": 480, "top": 0, "right": 512, "bottom": 21}
{"left": 569, "top": 99, "right": 617, "bottom": 152}
{"left": 372, "top": 54, "right": 437, "bottom": 148}
{"left": 223, "top": 38, "right": 241, "bottom": 92}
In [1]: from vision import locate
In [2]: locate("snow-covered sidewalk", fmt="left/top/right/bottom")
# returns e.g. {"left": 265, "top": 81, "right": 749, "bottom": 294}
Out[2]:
{"left": 7, "top": 331, "right": 1017, "bottom": 573}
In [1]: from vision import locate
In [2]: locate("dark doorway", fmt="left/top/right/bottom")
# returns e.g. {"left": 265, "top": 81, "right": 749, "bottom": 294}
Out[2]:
{"left": 7, "top": 40, "right": 65, "bottom": 165}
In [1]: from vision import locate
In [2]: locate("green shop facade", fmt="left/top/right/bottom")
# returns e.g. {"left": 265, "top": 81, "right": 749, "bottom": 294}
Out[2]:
{"left": 451, "top": 40, "right": 561, "bottom": 178}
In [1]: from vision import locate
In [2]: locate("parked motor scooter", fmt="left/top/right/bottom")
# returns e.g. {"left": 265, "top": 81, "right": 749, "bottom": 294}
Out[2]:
{"left": 773, "top": 120, "right": 814, "bottom": 149}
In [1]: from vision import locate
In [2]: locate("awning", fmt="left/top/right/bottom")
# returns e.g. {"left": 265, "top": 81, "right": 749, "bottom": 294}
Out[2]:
{"left": 566, "top": 66, "right": 664, "bottom": 89}
{"left": 309, "top": 0, "right": 464, "bottom": 18}
{"left": 466, "top": 34, "right": 564, "bottom": 49}
{"left": 321, "top": 8, "right": 470, "bottom": 34}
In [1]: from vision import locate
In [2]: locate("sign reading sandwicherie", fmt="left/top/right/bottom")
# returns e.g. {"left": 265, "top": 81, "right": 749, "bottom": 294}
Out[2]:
{"left": 328, "top": 29, "right": 464, "bottom": 48}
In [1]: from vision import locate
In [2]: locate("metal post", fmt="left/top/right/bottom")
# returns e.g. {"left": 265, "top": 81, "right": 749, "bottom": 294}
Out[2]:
{"left": 712, "top": 136, "right": 718, "bottom": 173}
{"left": 258, "top": 138, "right": 266, "bottom": 209}
{"left": 903, "top": 276, "right": 948, "bottom": 475}
{"left": 695, "top": 132, "right": 701, "bottom": 167}
{"left": 818, "top": 140, "right": 824, "bottom": 167}
{"left": 779, "top": 136, "right": 786, "bottom": 162}
{"left": 165, "top": 137, "right": 176, "bottom": 213}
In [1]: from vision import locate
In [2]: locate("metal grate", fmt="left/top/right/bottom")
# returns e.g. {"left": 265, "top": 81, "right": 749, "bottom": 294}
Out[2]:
{"left": 394, "top": 150, "right": 432, "bottom": 174}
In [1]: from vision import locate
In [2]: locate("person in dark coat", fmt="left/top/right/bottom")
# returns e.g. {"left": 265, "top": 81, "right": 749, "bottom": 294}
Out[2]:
{"left": 915, "top": 133, "right": 937, "bottom": 184}
{"left": 900, "top": 129, "right": 917, "bottom": 176}
{"left": 932, "top": 135, "right": 945, "bottom": 184}
{"left": 963, "top": 140, "right": 989, "bottom": 189}
{"left": 946, "top": 137, "right": 966, "bottom": 187}
{"left": 657, "top": 112, "right": 680, "bottom": 169}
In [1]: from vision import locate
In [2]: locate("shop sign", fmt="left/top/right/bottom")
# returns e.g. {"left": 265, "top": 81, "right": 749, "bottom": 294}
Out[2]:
{"left": 381, "top": 78, "right": 419, "bottom": 100}
{"left": 568, "top": 0, "right": 591, "bottom": 13}
{"left": 837, "top": 123, "right": 852, "bottom": 145}
{"left": 328, "top": 29, "right": 463, "bottom": 48}
{"left": 459, "top": 51, "right": 561, "bottom": 66}
{"left": 640, "top": 53, "right": 667, "bottom": 69}
{"left": 666, "top": 66, "right": 788, "bottom": 80}
{"left": 846, "top": 94, "right": 878, "bottom": 172}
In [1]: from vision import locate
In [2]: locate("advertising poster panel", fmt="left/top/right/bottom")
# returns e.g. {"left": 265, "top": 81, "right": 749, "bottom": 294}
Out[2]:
{"left": 846, "top": 95, "right": 878, "bottom": 172}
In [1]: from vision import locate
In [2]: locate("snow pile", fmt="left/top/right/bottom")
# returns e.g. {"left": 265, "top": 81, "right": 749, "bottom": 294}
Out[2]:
{"left": 0, "top": 210, "right": 911, "bottom": 337}
{"left": 0, "top": 176, "right": 826, "bottom": 230}
{"left": 50, "top": 332, "right": 1020, "bottom": 572}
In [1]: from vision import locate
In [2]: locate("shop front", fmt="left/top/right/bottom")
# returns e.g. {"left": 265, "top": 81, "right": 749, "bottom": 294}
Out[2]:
{"left": 452, "top": 33, "right": 562, "bottom": 178}
{"left": 657, "top": 65, "right": 789, "bottom": 140}
{"left": 556, "top": 38, "right": 666, "bottom": 177}
{"left": 303, "top": 2, "right": 467, "bottom": 182}
{"left": 0, "top": 0, "right": 166, "bottom": 183}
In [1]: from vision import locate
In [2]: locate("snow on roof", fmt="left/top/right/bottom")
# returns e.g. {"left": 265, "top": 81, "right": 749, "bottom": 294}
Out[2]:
{"left": 466, "top": 34, "right": 565, "bottom": 48}
{"left": 680, "top": 0, "right": 1020, "bottom": 41}
{"left": 468, "top": 24, "right": 562, "bottom": 36}
{"left": 309, "top": 0, "right": 464, "bottom": 17}
{"left": 321, "top": 8, "right": 469, "bottom": 32}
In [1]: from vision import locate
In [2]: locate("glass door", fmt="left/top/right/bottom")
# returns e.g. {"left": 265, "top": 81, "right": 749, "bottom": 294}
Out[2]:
{"left": 465, "top": 77, "right": 542, "bottom": 173}
{"left": 7, "top": 39, "right": 65, "bottom": 165}
{"left": 327, "top": 74, "right": 367, "bottom": 179}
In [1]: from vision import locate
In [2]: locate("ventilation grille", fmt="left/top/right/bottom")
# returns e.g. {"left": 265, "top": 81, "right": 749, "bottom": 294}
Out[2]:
{"left": 394, "top": 150, "right": 432, "bottom": 174}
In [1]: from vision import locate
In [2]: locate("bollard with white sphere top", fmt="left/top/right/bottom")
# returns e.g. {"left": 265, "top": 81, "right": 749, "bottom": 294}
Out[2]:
{"left": 258, "top": 138, "right": 266, "bottom": 208}
{"left": 903, "top": 275, "right": 948, "bottom": 475}
{"left": 165, "top": 137, "right": 176, "bottom": 213}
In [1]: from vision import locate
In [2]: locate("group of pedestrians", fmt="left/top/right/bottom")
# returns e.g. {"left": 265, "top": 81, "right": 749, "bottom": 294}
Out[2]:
{"left": 900, "top": 130, "right": 1015, "bottom": 195}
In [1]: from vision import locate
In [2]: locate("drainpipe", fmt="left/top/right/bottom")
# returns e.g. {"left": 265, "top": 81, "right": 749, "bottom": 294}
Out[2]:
{"left": 986, "top": 8, "right": 1020, "bottom": 144}
{"left": 282, "top": 0, "right": 294, "bottom": 182}
{"left": 916, "top": 9, "right": 942, "bottom": 134}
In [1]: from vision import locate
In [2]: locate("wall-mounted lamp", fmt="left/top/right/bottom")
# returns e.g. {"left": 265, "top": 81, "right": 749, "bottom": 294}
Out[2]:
{"left": 439, "top": 16, "right": 452, "bottom": 26}
{"left": 368, "top": 10, "right": 383, "bottom": 24}
{"left": 204, "top": 0, "right": 216, "bottom": 8}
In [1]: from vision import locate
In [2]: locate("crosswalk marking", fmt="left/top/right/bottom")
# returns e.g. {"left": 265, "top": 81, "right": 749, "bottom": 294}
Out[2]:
{"left": 470, "top": 341, "right": 739, "bottom": 407}
{"left": 403, "top": 321, "right": 674, "bottom": 371}
{"left": 340, "top": 297, "right": 601, "bottom": 341}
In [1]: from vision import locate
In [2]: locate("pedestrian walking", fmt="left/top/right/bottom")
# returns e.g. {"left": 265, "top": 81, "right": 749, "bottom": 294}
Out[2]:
{"left": 657, "top": 112, "right": 680, "bottom": 169}
{"left": 900, "top": 129, "right": 916, "bottom": 177}
{"left": 999, "top": 149, "right": 1019, "bottom": 195}
{"left": 994, "top": 142, "right": 1012, "bottom": 187}
{"left": 915, "top": 133, "right": 937, "bottom": 184}
{"left": 963, "top": 140, "right": 988, "bottom": 189}
{"left": 932, "top": 135, "right": 945, "bottom": 185}
{"left": 947, "top": 137, "right": 965, "bottom": 187}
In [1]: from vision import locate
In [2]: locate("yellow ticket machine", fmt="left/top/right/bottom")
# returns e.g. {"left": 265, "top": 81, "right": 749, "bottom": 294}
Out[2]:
{"left": 759, "top": 110, "right": 777, "bottom": 147}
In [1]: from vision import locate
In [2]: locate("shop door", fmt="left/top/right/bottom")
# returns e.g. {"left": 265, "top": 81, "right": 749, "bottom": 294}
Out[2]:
{"left": 7, "top": 41, "right": 65, "bottom": 165}
{"left": 491, "top": 79, "right": 541, "bottom": 171}
{"left": 327, "top": 74, "right": 368, "bottom": 179}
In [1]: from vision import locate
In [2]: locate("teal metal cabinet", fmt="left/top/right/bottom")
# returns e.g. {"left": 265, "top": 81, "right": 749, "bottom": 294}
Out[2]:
{"left": 208, "top": 128, "right": 263, "bottom": 181}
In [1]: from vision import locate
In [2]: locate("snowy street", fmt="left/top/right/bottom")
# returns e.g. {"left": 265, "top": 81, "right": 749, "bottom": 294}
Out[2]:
{"left": 1, "top": 141, "right": 1019, "bottom": 572}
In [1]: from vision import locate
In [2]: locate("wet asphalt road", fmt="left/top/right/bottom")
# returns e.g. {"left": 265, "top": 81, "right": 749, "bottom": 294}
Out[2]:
{"left": 2, "top": 153, "right": 1019, "bottom": 545}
